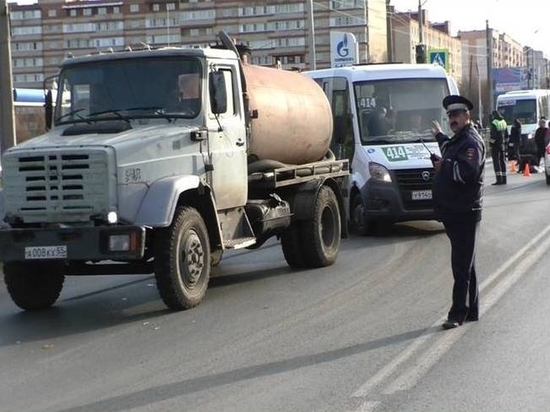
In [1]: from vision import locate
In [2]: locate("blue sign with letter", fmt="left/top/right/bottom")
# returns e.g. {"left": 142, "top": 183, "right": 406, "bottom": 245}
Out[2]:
{"left": 429, "top": 49, "right": 448, "bottom": 71}
{"left": 330, "top": 31, "right": 358, "bottom": 68}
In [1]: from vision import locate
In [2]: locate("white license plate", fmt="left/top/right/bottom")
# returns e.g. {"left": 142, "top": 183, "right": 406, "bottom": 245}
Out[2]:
{"left": 25, "top": 246, "right": 67, "bottom": 260}
{"left": 411, "top": 190, "right": 432, "bottom": 200}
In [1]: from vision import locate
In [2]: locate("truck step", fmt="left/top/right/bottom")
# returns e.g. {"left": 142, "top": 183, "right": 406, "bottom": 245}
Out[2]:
{"left": 224, "top": 237, "right": 257, "bottom": 249}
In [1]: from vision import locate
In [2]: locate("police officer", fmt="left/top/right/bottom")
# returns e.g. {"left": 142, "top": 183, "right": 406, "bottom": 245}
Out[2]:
{"left": 430, "top": 95, "right": 485, "bottom": 329}
{"left": 489, "top": 110, "right": 508, "bottom": 185}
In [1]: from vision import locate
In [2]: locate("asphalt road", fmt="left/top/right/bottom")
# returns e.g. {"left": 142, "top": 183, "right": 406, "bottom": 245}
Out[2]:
{"left": 1, "top": 169, "right": 549, "bottom": 412}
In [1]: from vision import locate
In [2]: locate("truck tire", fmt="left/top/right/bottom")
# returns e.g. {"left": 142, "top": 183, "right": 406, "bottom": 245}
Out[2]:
{"left": 4, "top": 262, "right": 65, "bottom": 311}
{"left": 281, "top": 222, "right": 307, "bottom": 268}
{"left": 300, "top": 185, "right": 341, "bottom": 267}
{"left": 154, "top": 206, "right": 211, "bottom": 310}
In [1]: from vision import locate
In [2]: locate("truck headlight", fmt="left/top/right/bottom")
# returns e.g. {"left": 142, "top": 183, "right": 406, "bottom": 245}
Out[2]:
{"left": 107, "top": 211, "right": 118, "bottom": 224}
{"left": 369, "top": 162, "right": 392, "bottom": 183}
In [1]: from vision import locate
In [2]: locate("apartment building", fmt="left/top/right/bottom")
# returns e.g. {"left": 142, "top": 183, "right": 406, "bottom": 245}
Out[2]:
{"left": 460, "top": 29, "right": 548, "bottom": 89}
{"left": 12, "top": 1, "right": 545, "bottom": 93}
{"left": 390, "top": 10, "right": 462, "bottom": 82}
{"left": 8, "top": 0, "right": 390, "bottom": 89}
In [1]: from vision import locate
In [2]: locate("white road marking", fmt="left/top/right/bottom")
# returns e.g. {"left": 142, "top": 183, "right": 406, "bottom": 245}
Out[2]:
{"left": 351, "top": 222, "right": 550, "bottom": 408}
{"left": 352, "top": 401, "right": 381, "bottom": 412}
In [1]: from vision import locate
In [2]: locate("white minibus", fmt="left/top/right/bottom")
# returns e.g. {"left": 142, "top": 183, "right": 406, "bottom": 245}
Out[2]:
{"left": 496, "top": 89, "right": 550, "bottom": 158}
{"left": 304, "top": 64, "right": 460, "bottom": 234}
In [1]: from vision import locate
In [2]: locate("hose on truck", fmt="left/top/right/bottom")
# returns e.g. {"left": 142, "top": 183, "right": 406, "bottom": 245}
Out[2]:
{"left": 247, "top": 149, "right": 338, "bottom": 175}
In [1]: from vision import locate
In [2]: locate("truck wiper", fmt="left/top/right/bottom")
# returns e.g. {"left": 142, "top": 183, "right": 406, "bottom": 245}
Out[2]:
{"left": 88, "top": 109, "right": 130, "bottom": 124}
{"left": 89, "top": 107, "right": 178, "bottom": 123}
{"left": 56, "top": 108, "right": 89, "bottom": 124}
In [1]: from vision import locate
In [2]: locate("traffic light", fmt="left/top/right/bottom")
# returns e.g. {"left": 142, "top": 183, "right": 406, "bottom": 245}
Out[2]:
{"left": 415, "top": 44, "right": 426, "bottom": 64}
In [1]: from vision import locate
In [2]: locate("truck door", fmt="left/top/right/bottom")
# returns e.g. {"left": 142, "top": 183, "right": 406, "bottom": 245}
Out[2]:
{"left": 206, "top": 66, "right": 248, "bottom": 210}
{"left": 315, "top": 77, "right": 355, "bottom": 162}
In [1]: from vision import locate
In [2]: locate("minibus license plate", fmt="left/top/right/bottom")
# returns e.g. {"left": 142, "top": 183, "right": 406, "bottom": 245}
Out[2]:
{"left": 412, "top": 190, "right": 432, "bottom": 200}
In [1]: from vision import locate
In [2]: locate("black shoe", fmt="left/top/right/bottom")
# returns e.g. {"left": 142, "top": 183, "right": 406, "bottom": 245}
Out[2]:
{"left": 442, "top": 319, "right": 462, "bottom": 329}
{"left": 465, "top": 314, "right": 479, "bottom": 322}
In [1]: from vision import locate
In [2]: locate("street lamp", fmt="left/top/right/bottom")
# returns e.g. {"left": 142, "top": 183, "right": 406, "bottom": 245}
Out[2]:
{"left": 416, "top": 0, "right": 428, "bottom": 63}
{"left": 525, "top": 29, "right": 542, "bottom": 90}
{"left": 523, "top": 46, "right": 537, "bottom": 90}
{"left": 307, "top": 0, "right": 316, "bottom": 70}
{"left": 0, "top": 0, "right": 16, "bottom": 154}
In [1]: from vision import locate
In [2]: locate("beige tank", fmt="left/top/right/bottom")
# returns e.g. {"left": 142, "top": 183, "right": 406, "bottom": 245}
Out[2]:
{"left": 242, "top": 64, "right": 333, "bottom": 165}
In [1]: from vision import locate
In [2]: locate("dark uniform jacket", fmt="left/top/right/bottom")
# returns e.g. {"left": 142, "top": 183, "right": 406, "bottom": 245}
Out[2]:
{"left": 433, "top": 124, "right": 485, "bottom": 223}
{"left": 534, "top": 126, "right": 548, "bottom": 156}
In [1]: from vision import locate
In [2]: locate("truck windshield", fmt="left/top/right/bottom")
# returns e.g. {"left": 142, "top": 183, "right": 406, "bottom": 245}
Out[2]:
{"left": 54, "top": 57, "right": 202, "bottom": 125}
{"left": 354, "top": 78, "right": 451, "bottom": 145}
{"left": 497, "top": 99, "right": 537, "bottom": 126}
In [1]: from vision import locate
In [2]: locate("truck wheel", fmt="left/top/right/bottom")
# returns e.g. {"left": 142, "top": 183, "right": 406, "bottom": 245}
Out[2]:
{"left": 4, "top": 262, "right": 65, "bottom": 311}
{"left": 281, "top": 222, "right": 306, "bottom": 268}
{"left": 301, "top": 186, "right": 341, "bottom": 267}
{"left": 350, "top": 194, "right": 370, "bottom": 236}
{"left": 154, "top": 206, "right": 211, "bottom": 311}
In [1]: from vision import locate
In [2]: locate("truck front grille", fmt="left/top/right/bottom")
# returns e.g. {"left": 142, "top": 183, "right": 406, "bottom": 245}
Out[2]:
{"left": 394, "top": 168, "right": 434, "bottom": 211}
{"left": 3, "top": 149, "right": 112, "bottom": 223}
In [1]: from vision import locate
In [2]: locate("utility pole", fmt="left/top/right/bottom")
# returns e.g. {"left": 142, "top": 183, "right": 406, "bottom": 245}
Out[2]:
{"left": 546, "top": 60, "right": 550, "bottom": 89}
{"left": 0, "top": 0, "right": 15, "bottom": 155}
{"left": 307, "top": 0, "right": 316, "bottom": 70}
{"left": 486, "top": 20, "right": 494, "bottom": 113}
{"left": 477, "top": 59, "right": 483, "bottom": 125}
{"left": 166, "top": 4, "right": 170, "bottom": 46}
{"left": 418, "top": 0, "right": 423, "bottom": 44}
{"left": 386, "top": 0, "right": 393, "bottom": 62}
{"left": 363, "top": 0, "right": 369, "bottom": 63}
{"left": 527, "top": 47, "right": 535, "bottom": 90}
{"left": 414, "top": 0, "right": 426, "bottom": 63}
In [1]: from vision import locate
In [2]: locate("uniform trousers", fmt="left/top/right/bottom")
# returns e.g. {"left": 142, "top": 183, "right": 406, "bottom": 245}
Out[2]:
{"left": 491, "top": 145, "right": 507, "bottom": 183}
{"left": 443, "top": 215, "right": 479, "bottom": 322}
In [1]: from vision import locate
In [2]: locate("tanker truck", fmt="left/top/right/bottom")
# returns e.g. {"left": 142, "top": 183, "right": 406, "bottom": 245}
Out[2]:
{"left": 0, "top": 32, "right": 349, "bottom": 311}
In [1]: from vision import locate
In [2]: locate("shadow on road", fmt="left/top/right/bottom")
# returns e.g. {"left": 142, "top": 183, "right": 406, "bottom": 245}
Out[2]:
{"left": 51, "top": 325, "right": 442, "bottom": 412}
{"left": 0, "top": 275, "right": 170, "bottom": 347}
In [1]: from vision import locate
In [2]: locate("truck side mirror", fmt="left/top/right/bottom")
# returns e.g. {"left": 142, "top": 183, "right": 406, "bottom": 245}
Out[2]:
{"left": 45, "top": 90, "right": 53, "bottom": 131}
{"left": 209, "top": 71, "right": 227, "bottom": 114}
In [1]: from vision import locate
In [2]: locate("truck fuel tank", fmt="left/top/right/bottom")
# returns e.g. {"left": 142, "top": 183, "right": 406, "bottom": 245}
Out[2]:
{"left": 242, "top": 64, "right": 333, "bottom": 165}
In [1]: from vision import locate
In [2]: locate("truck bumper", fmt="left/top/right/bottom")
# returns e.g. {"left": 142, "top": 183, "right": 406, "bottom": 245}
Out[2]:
{"left": 361, "top": 179, "right": 436, "bottom": 222}
{"left": 0, "top": 226, "right": 146, "bottom": 263}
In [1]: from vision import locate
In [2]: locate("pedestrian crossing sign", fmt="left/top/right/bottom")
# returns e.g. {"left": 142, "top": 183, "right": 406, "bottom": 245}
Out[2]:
{"left": 429, "top": 49, "right": 449, "bottom": 72}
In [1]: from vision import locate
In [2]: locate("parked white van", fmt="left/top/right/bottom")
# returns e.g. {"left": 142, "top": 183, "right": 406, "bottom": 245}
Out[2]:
{"left": 496, "top": 89, "right": 550, "bottom": 159}
{"left": 304, "top": 64, "right": 460, "bottom": 234}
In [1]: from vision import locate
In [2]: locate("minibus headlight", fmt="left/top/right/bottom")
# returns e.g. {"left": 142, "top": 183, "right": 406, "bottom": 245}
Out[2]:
{"left": 369, "top": 162, "right": 392, "bottom": 183}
